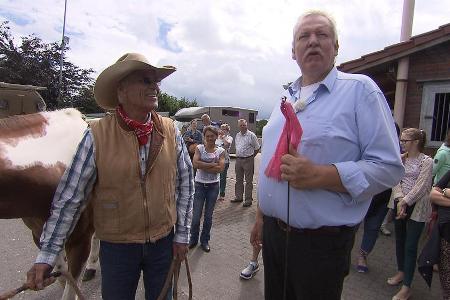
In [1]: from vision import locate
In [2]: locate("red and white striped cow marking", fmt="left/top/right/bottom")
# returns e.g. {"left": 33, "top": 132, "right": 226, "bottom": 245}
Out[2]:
{"left": 0, "top": 108, "right": 94, "bottom": 300}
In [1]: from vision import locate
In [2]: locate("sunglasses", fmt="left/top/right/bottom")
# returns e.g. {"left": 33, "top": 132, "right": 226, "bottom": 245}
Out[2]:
{"left": 140, "top": 76, "right": 161, "bottom": 86}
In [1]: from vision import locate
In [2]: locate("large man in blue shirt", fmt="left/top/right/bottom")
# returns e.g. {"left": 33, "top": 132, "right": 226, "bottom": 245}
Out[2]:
{"left": 251, "top": 10, "right": 404, "bottom": 300}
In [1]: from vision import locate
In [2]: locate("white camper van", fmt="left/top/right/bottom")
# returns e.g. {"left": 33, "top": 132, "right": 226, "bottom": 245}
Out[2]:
{"left": 174, "top": 106, "right": 258, "bottom": 154}
{"left": 0, "top": 82, "right": 47, "bottom": 118}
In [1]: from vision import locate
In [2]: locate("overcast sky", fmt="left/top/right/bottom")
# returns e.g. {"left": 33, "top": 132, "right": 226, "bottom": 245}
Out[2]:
{"left": 1, "top": 0, "right": 449, "bottom": 118}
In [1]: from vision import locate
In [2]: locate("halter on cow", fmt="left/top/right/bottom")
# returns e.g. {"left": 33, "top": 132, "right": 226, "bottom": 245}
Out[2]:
{"left": 0, "top": 108, "right": 94, "bottom": 300}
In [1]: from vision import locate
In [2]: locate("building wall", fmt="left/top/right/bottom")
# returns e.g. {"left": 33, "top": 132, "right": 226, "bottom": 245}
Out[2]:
{"left": 403, "top": 41, "right": 450, "bottom": 129}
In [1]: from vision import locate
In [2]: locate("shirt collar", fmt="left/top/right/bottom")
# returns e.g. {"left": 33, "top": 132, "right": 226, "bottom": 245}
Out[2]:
{"left": 288, "top": 66, "right": 337, "bottom": 96}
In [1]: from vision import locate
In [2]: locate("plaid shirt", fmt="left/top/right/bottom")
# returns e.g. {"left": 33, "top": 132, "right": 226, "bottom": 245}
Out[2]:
{"left": 36, "top": 126, "right": 194, "bottom": 266}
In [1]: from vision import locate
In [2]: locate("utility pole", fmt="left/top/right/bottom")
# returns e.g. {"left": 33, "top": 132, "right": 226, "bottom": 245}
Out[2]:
{"left": 57, "top": 0, "right": 68, "bottom": 108}
{"left": 393, "top": 0, "right": 415, "bottom": 128}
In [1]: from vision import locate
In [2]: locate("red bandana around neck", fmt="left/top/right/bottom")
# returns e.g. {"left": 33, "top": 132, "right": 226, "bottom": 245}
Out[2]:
{"left": 116, "top": 105, "right": 153, "bottom": 146}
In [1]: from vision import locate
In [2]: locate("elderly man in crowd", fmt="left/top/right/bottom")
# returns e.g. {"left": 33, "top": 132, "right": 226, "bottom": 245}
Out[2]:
{"left": 198, "top": 113, "right": 219, "bottom": 132}
{"left": 26, "top": 53, "right": 194, "bottom": 300}
{"left": 183, "top": 119, "right": 203, "bottom": 161}
{"left": 251, "top": 11, "right": 404, "bottom": 300}
{"left": 233, "top": 118, "right": 260, "bottom": 207}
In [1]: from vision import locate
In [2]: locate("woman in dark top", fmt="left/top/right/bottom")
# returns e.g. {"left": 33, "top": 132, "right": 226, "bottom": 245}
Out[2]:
{"left": 430, "top": 169, "right": 450, "bottom": 299}
{"left": 183, "top": 119, "right": 203, "bottom": 160}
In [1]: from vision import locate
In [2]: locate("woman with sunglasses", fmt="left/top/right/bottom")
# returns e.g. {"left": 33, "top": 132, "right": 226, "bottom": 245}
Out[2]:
{"left": 387, "top": 128, "right": 433, "bottom": 300}
{"left": 189, "top": 125, "right": 225, "bottom": 252}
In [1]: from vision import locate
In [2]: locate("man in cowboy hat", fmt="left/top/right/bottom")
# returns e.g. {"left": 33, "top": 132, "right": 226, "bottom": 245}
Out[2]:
{"left": 26, "top": 53, "right": 194, "bottom": 300}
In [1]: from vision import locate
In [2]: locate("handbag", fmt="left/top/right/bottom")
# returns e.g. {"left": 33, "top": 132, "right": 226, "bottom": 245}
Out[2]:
{"left": 418, "top": 221, "right": 440, "bottom": 287}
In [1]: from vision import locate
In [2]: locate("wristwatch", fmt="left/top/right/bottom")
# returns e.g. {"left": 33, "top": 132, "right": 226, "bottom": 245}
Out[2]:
{"left": 443, "top": 188, "right": 448, "bottom": 197}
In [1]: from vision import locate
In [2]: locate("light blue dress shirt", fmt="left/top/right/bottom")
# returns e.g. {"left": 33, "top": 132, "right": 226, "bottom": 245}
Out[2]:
{"left": 258, "top": 67, "right": 404, "bottom": 229}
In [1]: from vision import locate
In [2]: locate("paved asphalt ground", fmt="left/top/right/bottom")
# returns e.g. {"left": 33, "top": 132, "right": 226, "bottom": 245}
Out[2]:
{"left": 0, "top": 154, "right": 443, "bottom": 299}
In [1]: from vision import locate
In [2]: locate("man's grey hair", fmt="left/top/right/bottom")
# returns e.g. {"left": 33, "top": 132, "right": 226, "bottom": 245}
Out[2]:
{"left": 292, "top": 10, "right": 338, "bottom": 43}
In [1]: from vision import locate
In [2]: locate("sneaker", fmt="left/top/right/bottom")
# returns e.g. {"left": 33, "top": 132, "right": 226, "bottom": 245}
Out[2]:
{"left": 380, "top": 224, "right": 391, "bottom": 236}
{"left": 240, "top": 261, "right": 259, "bottom": 280}
{"left": 243, "top": 201, "right": 252, "bottom": 207}
{"left": 231, "top": 198, "right": 243, "bottom": 203}
{"left": 82, "top": 268, "right": 96, "bottom": 282}
{"left": 356, "top": 250, "right": 369, "bottom": 273}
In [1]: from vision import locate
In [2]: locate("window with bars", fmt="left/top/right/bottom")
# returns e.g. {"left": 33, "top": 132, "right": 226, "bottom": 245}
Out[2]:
{"left": 222, "top": 109, "right": 239, "bottom": 117}
{"left": 431, "top": 93, "right": 450, "bottom": 142}
{"left": 420, "top": 82, "right": 450, "bottom": 147}
{"left": 249, "top": 112, "right": 255, "bottom": 123}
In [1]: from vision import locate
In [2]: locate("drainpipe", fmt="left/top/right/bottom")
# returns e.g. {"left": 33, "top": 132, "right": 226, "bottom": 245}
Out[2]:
{"left": 393, "top": 0, "right": 415, "bottom": 128}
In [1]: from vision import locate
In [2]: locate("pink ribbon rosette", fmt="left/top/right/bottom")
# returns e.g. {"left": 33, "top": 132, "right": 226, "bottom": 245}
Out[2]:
{"left": 264, "top": 97, "right": 303, "bottom": 181}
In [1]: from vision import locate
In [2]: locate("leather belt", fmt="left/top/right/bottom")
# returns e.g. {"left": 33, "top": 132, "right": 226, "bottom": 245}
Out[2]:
{"left": 269, "top": 216, "right": 355, "bottom": 236}
{"left": 236, "top": 155, "right": 253, "bottom": 159}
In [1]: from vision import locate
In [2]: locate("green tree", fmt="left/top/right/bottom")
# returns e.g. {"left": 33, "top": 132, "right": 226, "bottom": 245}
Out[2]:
{"left": 157, "top": 92, "right": 198, "bottom": 116}
{"left": 0, "top": 21, "right": 96, "bottom": 111}
{"left": 0, "top": 21, "right": 197, "bottom": 114}
{"left": 72, "top": 84, "right": 104, "bottom": 114}
{"left": 256, "top": 119, "right": 268, "bottom": 137}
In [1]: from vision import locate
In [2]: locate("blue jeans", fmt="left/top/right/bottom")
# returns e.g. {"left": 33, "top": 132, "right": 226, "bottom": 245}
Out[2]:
{"left": 219, "top": 162, "right": 230, "bottom": 197}
{"left": 360, "top": 204, "right": 389, "bottom": 254}
{"left": 99, "top": 232, "right": 173, "bottom": 300}
{"left": 190, "top": 181, "right": 219, "bottom": 245}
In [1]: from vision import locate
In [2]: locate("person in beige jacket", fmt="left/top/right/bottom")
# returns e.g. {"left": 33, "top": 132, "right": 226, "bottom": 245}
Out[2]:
{"left": 26, "top": 53, "right": 194, "bottom": 300}
{"left": 387, "top": 127, "right": 433, "bottom": 300}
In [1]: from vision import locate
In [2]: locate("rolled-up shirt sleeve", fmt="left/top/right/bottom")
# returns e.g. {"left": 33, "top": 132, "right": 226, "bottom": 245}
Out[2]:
{"left": 334, "top": 90, "right": 404, "bottom": 201}
{"left": 333, "top": 161, "right": 369, "bottom": 199}
{"left": 174, "top": 127, "right": 194, "bottom": 244}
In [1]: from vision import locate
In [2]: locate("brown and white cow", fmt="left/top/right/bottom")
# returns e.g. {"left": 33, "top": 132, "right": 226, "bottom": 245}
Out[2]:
{"left": 0, "top": 108, "right": 95, "bottom": 300}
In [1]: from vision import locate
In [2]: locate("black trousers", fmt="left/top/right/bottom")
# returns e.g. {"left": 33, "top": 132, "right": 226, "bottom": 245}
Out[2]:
{"left": 262, "top": 216, "right": 356, "bottom": 300}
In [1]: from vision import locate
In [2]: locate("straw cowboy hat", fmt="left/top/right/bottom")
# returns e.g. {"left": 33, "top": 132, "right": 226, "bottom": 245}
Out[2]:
{"left": 94, "top": 53, "right": 176, "bottom": 109}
